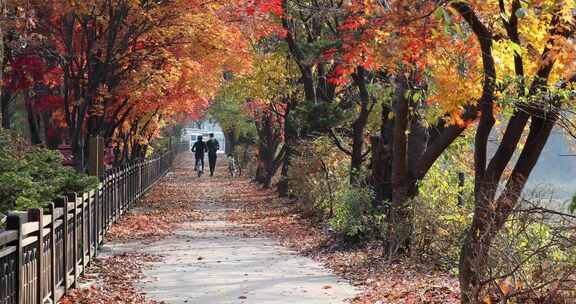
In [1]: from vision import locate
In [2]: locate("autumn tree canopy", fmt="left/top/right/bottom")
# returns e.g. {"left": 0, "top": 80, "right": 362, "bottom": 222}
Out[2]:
{"left": 231, "top": 1, "right": 576, "bottom": 302}
{"left": 0, "top": 0, "right": 257, "bottom": 165}
{"left": 2, "top": 0, "right": 576, "bottom": 303}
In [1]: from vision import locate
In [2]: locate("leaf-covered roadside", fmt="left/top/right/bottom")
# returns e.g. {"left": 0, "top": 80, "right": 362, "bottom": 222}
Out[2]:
{"left": 62, "top": 155, "right": 206, "bottom": 303}
{"left": 226, "top": 185, "right": 460, "bottom": 304}
{"left": 59, "top": 253, "right": 163, "bottom": 304}
{"left": 106, "top": 164, "right": 205, "bottom": 243}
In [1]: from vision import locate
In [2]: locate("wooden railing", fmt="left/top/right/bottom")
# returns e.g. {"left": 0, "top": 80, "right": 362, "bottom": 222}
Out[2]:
{"left": 0, "top": 143, "right": 188, "bottom": 304}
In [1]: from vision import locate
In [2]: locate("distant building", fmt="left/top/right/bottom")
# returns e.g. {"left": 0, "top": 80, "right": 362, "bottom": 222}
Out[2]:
{"left": 181, "top": 120, "right": 226, "bottom": 154}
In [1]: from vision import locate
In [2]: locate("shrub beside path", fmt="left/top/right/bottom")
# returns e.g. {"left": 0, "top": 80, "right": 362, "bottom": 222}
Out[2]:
{"left": 73, "top": 152, "right": 358, "bottom": 303}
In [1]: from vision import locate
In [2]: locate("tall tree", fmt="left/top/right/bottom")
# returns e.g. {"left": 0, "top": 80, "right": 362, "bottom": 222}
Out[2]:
{"left": 5, "top": 0, "right": 253, "bottom": 167}
{"left": 447, "top": 1, "right": 576, "bottom": 301}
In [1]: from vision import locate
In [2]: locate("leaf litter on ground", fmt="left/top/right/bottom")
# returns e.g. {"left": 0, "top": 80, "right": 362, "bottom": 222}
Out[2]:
{"left": 224, "top": 179, "right": 461, "bottom": 303}
{"left": 59, "top": 252, "right": 163, "bottom": 304}
{"left": 65, "top": 154, "right": 460, "bottom": 303}
{"left": 64, "top": 154, "right": 206, "bottom": 303}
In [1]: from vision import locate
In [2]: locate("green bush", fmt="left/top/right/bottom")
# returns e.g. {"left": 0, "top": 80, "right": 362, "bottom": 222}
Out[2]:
{"left": 288, "top": 137, "right": 342, "bottom": 217}
{"left": 0, "top": 131, "right": 99, "bottom": 213}
{"left": 412, "top": 133, "right": 474, "bottom": 269}
{"left": 413, "top": 162, "right": 472, "bottom": 269}
{"left": 328, "top": 183, "right": 378, "bottom": 239}
{"left": 288, "top": 137, "right": 383, "bottom": 240}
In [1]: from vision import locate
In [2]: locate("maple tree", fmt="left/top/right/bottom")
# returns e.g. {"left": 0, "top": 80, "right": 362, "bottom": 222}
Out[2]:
{"left": 257, "top": 0, "right": 482, "bottom": 254}
{"left": 0, "top": 0, "right": 252, "bottom": 167}
{"left": 444, "top": 1, "right": 576, "bottom": 302}
{"left": 245, "top": 0, "right": 576, "bottom": 302}
{"left": 240, "top": 0, "right": 383, "bottom": 189}
{"left": 217, "top": 51, "right": 300, "bottom": 189}
{"left": 1, "top": 0, "right": 575, "bottom": 303}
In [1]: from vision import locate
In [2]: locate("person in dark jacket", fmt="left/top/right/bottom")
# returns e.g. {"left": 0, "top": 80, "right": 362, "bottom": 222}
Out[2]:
{"left": 191, "top": 136, "right": 206, "bottom": 172}
{"left": 206, "top": 133, "right": 220, "bottom": 176}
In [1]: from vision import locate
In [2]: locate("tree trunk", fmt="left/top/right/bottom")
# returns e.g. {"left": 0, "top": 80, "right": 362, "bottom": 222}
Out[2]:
{"left": 350, "top": 120, "right": 365, "bottom": 183}
{"left": 43, "top": 113, "right": 59, "bottom": 149}
{"left": 277, "top": 150, "right": 290, "bottom": 196}
{"left": 372, "top": 102, "right": 393, "bottom": 204}
{"left": 449, "top": 3, "right": 560, "bottom": 301}
{"left": 277, "top": 132, "right": 293, "bottom": 195}
{"left": 72, "top": 139, "right": 84, "bottom": 172}
{"left": 278, "top": 102, "right": 297, "bottom": 197}
{"left": 263, "top": 169, "right": 274, "bottom": 188}
{"left": 459, "top": 114, "right": 556, "bottom": 302}
{"left": 225, "top": 129, "right": 236, "bottom": 155}
{"left": 254, "top": 111, "right": 285, "bottom": 188}
{"left": 26, "top": 98, "right": 42, "bottom": 145}
{"left": 370, "top": 136, "right": 391, "bottom": 203}
{"left": 1, "top": 89, "right": 11, "bottom": 129}
{"left": 349, "top": 66, "right": 372, "bottom": 184}
{"left": 255, "top": 163, "right": 266, "bottom": 184}
{"left": 261, "top": 143, "right": 283, "bottom": 189}
{"left": 384, "top": 76, "right": 414, "bottom": 255}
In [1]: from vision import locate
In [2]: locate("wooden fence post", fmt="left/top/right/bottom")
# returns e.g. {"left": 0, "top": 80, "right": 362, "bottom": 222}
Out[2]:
{"left": 6, "top": 213, "right": 23, "bottom": 304}
{"left": 96, "top": 185, "right": 102, "bottom": 245}
{"left": 56, "top": 197, "right": 69, "bottom": 293}
{"left": 113, "top": 168, "right": 118, "bottom": 222}
{"left": 27, "top": 208, "right": 44, "bottom": 304}
{"left": 86, "top": 192, "right": 92, "bottom": 262}
{"left": 68, "top": 193, "right": 78, "bottom": 288}
{"left": 48, "top": 203, "right": 57, "bottom": 304}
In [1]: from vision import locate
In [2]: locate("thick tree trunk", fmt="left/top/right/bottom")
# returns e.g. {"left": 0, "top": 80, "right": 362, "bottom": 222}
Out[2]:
{"left": 370, "top": 136, "right": 391, "bottom": 203}
{"left": 263, "top": 169, "right": 274, "bottom": 188}
{"left": 277, "top": 150, "right": 290, "bottom": 196}
{"left": 384, "top": 76, "right": 414, "bottom": 255}
{"left": 225, "top": 129, "right": 236, "bottom": 155}
{"left": 349, "top": 66, "right": 372, "bottom": 184}
{"left": 255, "top": 160, "right": 267, "bottom": 184}
{"left": 72, "top": 139, "right": 84, "bottom": 172}
{"left": 350, "top": 121, "right": 365, "bottom": 180}
{"left": 372, "top": 101, "right": 394, "bottom": 204}
{"left": 452, "top": 3, "right": 567, "bottom": 301}
{"left": 260, "top": 144, "right": 285, "bottom": 189}
{"left": 278, "top": 103, "right": 296, "bottom": 197}
{"left": 43, "top": 113, "right": 59, "bottom": 149}
{"left": 1, "top": 90, "right": 11, "bottom": 129}
{"left": 26, "top": 99, "right": 42, "bottom": 145}
{"left": 459, "top": 115, "right": 556, "bottom": 302}
{"left": 254, "top": 111, "right": 285, "bottom": 188}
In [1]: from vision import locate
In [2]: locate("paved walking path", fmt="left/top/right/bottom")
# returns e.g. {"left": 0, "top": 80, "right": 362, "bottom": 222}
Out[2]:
{"left": 102, "top": 153, "right": 358, "bottom": 304}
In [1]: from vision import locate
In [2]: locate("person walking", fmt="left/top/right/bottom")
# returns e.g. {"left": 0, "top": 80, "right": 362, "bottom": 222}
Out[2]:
{"left": 191, "top": 136, "right": 206, "bottom": 174}
{"left": 206, "top": 133, "right": 220, "bottom": 176}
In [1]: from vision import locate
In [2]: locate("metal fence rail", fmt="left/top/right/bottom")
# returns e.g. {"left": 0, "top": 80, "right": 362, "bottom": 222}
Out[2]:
{"left": 0, "top": 143, "right": 187, "bottom": 304}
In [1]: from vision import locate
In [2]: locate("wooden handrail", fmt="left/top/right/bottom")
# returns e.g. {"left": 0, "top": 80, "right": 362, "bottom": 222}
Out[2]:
{"left": 0, "top": 143, "right": 186, "bottom": 304}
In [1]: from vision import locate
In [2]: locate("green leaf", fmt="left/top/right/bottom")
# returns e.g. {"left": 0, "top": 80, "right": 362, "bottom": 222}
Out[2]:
{"left": 509, "top": 41, "right": 524, "bottom": 55}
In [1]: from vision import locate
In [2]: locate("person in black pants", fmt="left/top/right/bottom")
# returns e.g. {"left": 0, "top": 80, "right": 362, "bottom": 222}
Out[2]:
{"left": 206, "top": 133, "right": 220, "bottom": 176}
{"left": 191, "top": 136, "right": 206, "bottom": 173}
